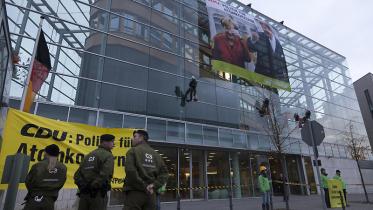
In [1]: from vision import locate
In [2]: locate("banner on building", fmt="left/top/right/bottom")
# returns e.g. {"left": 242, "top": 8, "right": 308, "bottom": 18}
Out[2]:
{"left": 0, "top": 108, "right": 134, "bottom": 189}
{"left": 206, "top": 0, "right": 290, "bottom": 91}
{"left": 328, "top": 179, "right": 346, "bottom": 208}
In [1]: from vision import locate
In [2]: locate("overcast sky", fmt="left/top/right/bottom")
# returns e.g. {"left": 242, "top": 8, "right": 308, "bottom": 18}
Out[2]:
{"left": 238, "top": 0, "right": 373, "bottom": 82}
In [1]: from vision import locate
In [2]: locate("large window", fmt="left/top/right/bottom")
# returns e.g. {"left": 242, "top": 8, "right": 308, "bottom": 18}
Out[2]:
{"left": 179, "top": 148, "right": 191, "bottom": 199}
{"left": 153, "top": 146, "right": 178, "bottom": 202}
{"left": 207, "top": 151, "right": 229, "bottom": 199}
{"left": 364, "top": 89, "right": 373, "bottom": 118}
{"left": 191, "top": 150, "right": 206, "bottom": 199}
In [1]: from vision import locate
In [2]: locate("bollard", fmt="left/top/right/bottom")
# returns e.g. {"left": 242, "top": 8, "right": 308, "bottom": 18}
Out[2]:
{"left": 270, "top": 192, "right": 273, "bottom": 210}
{"left": 229, "top": 192, "right": 233, "bottom": 210}
{"left": 156, "top": 193, "right": 161, "bottom": 210}
{"left": 3, "top": 153, "right": 30, "bottom": 210}
{"left": 176, "top": 192, "right": 181, "bottom": 210}
{"left": 339, "top": 191, "right": 346, "bottom": 210}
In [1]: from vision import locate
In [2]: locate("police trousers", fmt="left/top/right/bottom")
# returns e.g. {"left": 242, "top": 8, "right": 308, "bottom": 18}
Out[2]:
{"left": 123, "top": 191, "right": 156, "bottom": 210}
{"left": 23, "top": 196, "right": 55, "bottom": 210}
{"left": 78, "top": 193, "right": 108, "bottom": 210}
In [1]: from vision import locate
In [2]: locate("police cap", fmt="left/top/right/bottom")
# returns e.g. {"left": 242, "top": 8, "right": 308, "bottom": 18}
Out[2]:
{"left": 45, "top": 144, "right": 60, "bottom": 157}
{"left": 101, "top": 134, "right": 115, "bottom": 142}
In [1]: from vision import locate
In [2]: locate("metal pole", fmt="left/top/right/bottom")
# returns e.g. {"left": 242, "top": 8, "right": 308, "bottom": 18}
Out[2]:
{"left": 19, "top": 16, "right": 45, "bottom": 111}
{"left": 266, "top": 158, "right": 274, "bottom": 210}
{"left": 228, "top": 153, "right": 233, "bottom": 210}
{"left": 4, "top": 154, "right": 27, "bottom": 210}
{"left": 156, "top": 194, "right": 161, "bottom": 210}
{"left": 308, "top": 121, "right": 327, "bottom": 210}
{"left": 14, "top": 0, "right": 32, "bottom": 53}
{"left": 46, "top": 35, "right": 63, "bottom": 101}
{"left": 177, "top": 148, "right": 180, "bottom": 210}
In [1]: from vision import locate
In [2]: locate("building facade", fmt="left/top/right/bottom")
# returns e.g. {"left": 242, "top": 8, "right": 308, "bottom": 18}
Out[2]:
{"left": 2, "top": 0, "right": 373, "bottom": 208}
{"left": 354, "top": 73, "right": 373, "bottom": 149}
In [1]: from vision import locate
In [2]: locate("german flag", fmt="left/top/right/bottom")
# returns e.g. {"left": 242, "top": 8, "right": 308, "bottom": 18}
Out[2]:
{"left": 22, "top": 29, "right": 51, "bottom": 112}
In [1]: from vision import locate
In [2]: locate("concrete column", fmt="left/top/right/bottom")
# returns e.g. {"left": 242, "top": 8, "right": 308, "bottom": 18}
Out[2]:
{"left": 232, "top": 152, "right": 242, "bottom": 198}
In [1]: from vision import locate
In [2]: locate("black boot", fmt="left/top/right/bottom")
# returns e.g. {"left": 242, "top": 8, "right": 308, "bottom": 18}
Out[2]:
{"left": 262, "top": 204, "right": 266, "bottom": 210}
{"left": 266, "top": 203, "right": 270, "bottom": 210}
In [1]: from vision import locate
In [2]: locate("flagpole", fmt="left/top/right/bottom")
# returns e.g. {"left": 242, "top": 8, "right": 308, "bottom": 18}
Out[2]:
{"left": 20, "top": 16, "right": 45, "bottom": 111}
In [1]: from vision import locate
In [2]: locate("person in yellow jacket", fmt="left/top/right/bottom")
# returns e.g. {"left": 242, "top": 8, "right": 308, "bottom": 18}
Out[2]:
{"left": 321, "top": 168, "right": 330, "bottom": 208}
{"left": 333, "top": 170, "right": 347, "bottom": 206}
{"left": 258, "top": 166, "right": 271, "bottom": 210}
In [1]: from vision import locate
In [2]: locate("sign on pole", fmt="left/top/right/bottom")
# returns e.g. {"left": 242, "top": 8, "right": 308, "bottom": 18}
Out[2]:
{"left": 301, "top": 121, "right": 325, "bottom": 147}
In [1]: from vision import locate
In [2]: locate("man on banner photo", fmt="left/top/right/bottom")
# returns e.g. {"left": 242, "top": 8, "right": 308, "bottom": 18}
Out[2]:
{"left": 247, "top": 21, "right": 289, "bottom": 83}
{"left": 21, "top": 24, "right": 51, "bottom": 112}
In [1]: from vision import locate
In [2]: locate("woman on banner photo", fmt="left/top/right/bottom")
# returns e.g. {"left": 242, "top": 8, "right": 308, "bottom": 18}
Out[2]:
{"left": 212, "top": 15, "right": 249, "bottom": 68}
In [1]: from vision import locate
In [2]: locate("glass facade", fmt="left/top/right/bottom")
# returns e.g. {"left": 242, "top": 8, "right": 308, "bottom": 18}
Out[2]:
{"left": 0, "top": 1, "right": 12, "bottom": 105}
{"left": 4, "top": 0, "right": 373, "bottom": 203}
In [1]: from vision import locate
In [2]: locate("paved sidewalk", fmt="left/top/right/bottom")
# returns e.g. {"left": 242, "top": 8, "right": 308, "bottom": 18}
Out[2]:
{"left": 109, "top": 194, "right": 373, "bottom": 210}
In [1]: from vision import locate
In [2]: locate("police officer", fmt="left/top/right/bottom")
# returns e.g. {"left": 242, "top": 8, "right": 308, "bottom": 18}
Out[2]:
{"left": 24, "top": 144, "right": 67, "bottom": 210}
{"left": 123, "top": 130, "right": 168, "bottom": 210}
{"left": 74, "top": 134, "right": 115, "bottom": 210}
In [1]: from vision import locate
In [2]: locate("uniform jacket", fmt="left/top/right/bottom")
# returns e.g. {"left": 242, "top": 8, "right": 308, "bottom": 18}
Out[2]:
{"left": 123, "top": 143, "right": 168, "bottom": 192}
{"left": 25, "top": 159, "right": 67, "bottom": 199}
{"left": 74, "top": 146, "right": 114, "bottom": 191}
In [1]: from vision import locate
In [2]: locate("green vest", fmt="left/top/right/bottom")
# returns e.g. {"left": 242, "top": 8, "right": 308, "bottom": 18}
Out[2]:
{"left": 333, "top": 175, "right": 346, "bottom": 190}
{"left": 258, "top": 174, "right": 270, "bottom": 192}
{"left": 321, "top": 174, "right": 329, "bottom": 189}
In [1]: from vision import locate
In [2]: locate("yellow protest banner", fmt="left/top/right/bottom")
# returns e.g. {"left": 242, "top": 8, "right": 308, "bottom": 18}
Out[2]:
{"left": 328, "top": 179, "right": 346, "bottom": 208}
{"left": 0, "top": 108, "right": 134, "bottom": 189}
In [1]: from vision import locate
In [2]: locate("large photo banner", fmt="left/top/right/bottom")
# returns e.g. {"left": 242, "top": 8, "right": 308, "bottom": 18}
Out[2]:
{"left": 0, "top": 108, "right": 134, "bottom": 189}
{"left": 206, "top": 0, "right": 291, "bottom": 91}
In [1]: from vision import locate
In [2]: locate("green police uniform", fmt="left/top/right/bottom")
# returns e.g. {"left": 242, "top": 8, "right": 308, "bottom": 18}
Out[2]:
{"left": 24, "top": 159, "right": 67, "bottom": 210}
{"left": 123, "top": 142, "right": 168, "bottom": 210}
{"left": 74, "top": 146, "right": 114, "bottom": 210}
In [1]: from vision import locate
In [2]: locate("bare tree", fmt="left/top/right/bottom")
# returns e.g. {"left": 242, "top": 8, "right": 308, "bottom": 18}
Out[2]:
{"left": 343, "top": 121, "right": 371, "bottom": 203}
{"left": 257, "top": 94, "right": 302, "bottom": 210}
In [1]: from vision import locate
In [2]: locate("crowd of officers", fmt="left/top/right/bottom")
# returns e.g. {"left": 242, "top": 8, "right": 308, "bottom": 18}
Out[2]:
{"left": 21, "top": 129, "right": 348, "bottom": 210}
{"left": 23, "top": 130, "right": 169, "bottom": 210}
